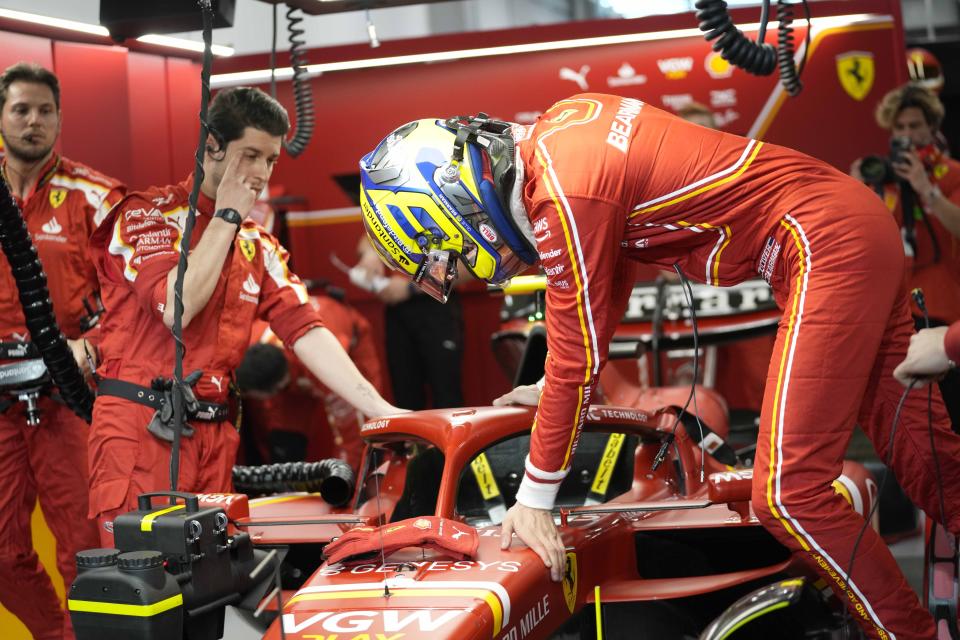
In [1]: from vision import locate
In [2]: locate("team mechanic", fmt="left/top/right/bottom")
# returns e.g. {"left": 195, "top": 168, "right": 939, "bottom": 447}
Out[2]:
{"left": 89, "top": 87, "right": 402, "bottom": 544}
{"left": 238, "top": 289, "right": 384, "bottom": 469}
{"left": 0, "top": 63, "right": 124, "bottom": 640}
{"left": 358, "top": 93, "right": 960, "bottom": 639}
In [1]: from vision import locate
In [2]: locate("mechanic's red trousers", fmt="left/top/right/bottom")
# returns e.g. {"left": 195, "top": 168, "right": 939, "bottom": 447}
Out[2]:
{"left": 751, "top": 210, "right": 960, "bottom": 640}
{"left": 88, "top": 397, "right": 239, "bottom": 546}
{"left": 0, "top": 398, "right": 99, "bottom": 640}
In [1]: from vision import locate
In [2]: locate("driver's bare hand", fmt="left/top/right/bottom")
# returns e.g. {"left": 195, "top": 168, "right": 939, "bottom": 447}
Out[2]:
{"left": 500, "top": 503, "right": 566, "bottom": 582}
{"left": 215, "top": 151, "right": 258, "bottom": 217}
{"left": 492, "top": 384, "right": 540, "bottom": 407}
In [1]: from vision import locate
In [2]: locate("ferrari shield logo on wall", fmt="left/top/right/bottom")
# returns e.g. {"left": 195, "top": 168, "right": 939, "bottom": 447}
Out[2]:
{"left": 836, "top": 51, "right": 874, "bottom": 101}
{"left": 562, "top": 551, "right": 578, "bottom": 613}
{"left": 49, "top": 188, "right": 67, "bottom": 209}
{"left": 239, "top": 238, "right": 256, "bottom": 262}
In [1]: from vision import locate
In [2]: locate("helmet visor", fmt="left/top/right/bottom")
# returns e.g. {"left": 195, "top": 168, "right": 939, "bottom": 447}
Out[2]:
{"left": 414, "top": 249, "right": 459, "bottom": 303}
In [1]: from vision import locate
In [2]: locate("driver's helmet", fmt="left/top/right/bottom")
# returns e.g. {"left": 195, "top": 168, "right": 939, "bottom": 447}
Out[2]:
{"left": 358, "top": 115, "right": 537, "bottom": 302}
{"left": 906, "top": 47, "right": 944, "bottom": 94}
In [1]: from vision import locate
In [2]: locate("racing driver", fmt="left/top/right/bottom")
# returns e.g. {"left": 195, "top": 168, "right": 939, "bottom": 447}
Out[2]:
{"left": 89, "top": 87, "right": 402, "bottom": 543}
{"left": 358, "top": 93, "right": 960, "bottom": 639}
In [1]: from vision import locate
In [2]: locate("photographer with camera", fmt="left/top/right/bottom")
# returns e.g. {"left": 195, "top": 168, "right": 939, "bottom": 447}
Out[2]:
{"left": 852, "top": 83, "right": 960, "bottom": 424}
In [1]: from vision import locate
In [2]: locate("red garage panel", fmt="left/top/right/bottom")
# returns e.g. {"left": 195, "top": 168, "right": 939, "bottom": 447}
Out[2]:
{"left": 127, "top": 51, "right": 173, "bottom": 190}
{"left": 165, "top": 57, "right": 202, "bottom": 181}
{"left": 0, "top": 30, "right": 53, "bottom": 72}
{"left": 53, "top": 42, "right": 133, "bottom": 184}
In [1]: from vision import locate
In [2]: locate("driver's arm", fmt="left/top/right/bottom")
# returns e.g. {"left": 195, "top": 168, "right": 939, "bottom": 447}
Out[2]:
{"left": 501, "top": 198, "right": 626, "bottom": 580}
{"left": 517, "top": 200, "right": 630, "bottom": 510}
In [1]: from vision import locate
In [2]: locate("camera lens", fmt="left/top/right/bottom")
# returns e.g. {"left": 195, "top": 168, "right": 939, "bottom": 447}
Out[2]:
{"left": 860, "top": 155, "right": 892, "bottom": 185}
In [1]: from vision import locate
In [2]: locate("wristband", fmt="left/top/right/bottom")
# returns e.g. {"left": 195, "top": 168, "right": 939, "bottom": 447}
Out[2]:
{"left": 213, "top": 207, "right": 242, "bottom": 227}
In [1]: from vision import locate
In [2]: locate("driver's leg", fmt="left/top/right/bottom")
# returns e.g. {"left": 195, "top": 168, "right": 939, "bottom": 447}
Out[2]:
{"left": 750, "top": 212, "right": 934, "bottom": 640}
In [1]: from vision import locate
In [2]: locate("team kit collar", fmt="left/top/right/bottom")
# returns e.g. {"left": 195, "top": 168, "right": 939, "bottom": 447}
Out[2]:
{"left": 0, "top": 153, "right": 61, "bottom": 204}
{"left": 179, "top": 174, "right": 217, "bottom": 217}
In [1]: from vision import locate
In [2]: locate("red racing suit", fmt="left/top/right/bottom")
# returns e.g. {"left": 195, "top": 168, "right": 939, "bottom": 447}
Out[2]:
{"left": 515, "top": 94, "right": 960, "bottom": 640}
{"left": 0, "top": 154, "right": 123, "bottom": 640}
{"left": 246, "top": 293, "right": 383, "bottom": 469}
{"left": 89, "top": 176, "right": 323, "bottom": 544}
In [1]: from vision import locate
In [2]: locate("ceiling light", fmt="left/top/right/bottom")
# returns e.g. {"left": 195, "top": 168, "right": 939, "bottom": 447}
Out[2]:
{"left": 0, "top": 8, "right": 233, "bottom": 57}
{"left": 211, "top": 13, "right": 882, "bottom": 89}
{"left": 0, "top": 7, "right": 109, "bottom": 37}
{"left": 136, "top": 34, "right": 235, "bottom": 57}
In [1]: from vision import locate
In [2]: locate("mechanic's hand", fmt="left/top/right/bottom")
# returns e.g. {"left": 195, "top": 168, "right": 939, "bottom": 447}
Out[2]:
{"left": 894, "top": 326, "right": 951, "bottom": 387}
{"left": 215, "top": 151, "right": 258, "bottom": 217}
{"left": 378, "top": 276, "right": 413, "bottom": 305}
{"left": 501, "top": 503, "right": 566, "bottom": 582}
{"left": 492, "top": 383, "right": 541, "bottom": 407}
{"left": 67, "top": 338, "right": 96, "bottom": 377}
{"left": 849, "top": 157, "right": 865, "bottom": 183}
{"left": 893, "top": 151, "right": 933, "bottom": 196}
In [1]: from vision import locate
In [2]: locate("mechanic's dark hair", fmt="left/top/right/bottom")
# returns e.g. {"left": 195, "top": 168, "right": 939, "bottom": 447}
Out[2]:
{"left": 0, "top": 62, "right": 60, "bottom": 111}
{"left": 876, "top": 83, "right": 944, "bottom": 131}
{"left": 206, "top": 87, "right": 290, "bottom": 157}
{"left": 236, "top": 343, "right": 289, "bottom": 394}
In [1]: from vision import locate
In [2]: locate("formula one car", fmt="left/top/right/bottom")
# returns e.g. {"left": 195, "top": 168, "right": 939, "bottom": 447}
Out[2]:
{"left": 233, "top": 401, "right": 873, "bottom": 640}
{"left": 64, "top": 274, "right": 881, "bottom": 640}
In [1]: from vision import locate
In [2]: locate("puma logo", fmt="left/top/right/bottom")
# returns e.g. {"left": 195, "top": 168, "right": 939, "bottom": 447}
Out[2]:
{"left": 210, "top": 375, "right": 223, "bottom": 393}
{"left": 559, "top": 65, "right": 590, "bottom": 91}
{"left": 450, "top": 526, "right": 468, "bottom": 541}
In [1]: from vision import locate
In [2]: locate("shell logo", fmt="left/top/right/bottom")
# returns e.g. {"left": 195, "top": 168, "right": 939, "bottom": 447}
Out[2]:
{"left": 705, "top": 51, "right": 734, "bottom": 79}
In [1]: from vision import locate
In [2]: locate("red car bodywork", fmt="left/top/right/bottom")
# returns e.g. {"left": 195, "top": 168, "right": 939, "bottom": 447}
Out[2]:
{"left": 206, "top": 402, "right": 875, "bottom": 640}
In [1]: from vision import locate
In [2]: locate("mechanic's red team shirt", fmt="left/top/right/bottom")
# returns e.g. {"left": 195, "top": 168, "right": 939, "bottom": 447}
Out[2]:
{"left": 91, "top": 176, "right": 323, "bottom": 403}
{"left": 0, "top": 154, "right": 124, "bottom": 347}
{"left": 947, "top": 322, "right": 960, "bottom": 363}
{"left": 882, "top": 152, "right": 960, "bottom": 322}
{"left": 514, "top": 93, "right": 877, "bottom": 507}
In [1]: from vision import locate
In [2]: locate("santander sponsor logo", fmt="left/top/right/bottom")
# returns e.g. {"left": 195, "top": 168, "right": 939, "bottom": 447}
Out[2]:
{"left": 41, "top": 216, "right": 63, "bottom": 234}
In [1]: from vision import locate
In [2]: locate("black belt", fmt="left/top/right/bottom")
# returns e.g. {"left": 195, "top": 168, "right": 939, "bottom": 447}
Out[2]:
{"left": 0, "top": 341, "right": 38, "bottom": 360}
{"left": 97, "top": 378, "right": 228, "bottom": 422}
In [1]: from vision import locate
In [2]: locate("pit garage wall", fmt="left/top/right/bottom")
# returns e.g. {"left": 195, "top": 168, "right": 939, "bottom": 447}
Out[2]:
{"left": 218, "top": 0, "right": 907, "bottom": 405}
{"left": 0, "top": 0, "right": 909, "bottom": 410}
{"left": 0, "top": 30, "right": 201, "bottom": 191}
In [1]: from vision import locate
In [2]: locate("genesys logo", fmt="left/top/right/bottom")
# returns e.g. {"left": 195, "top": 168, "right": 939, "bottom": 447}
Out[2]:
{"left": 657, "top": 57, "right": 694, "bottom": 79}
{"left": 607, "top": 62, "right": 648, "bottom": 88}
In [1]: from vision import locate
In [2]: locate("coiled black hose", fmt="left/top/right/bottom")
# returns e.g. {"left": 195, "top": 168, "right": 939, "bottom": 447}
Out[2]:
{"left": 776, "top": 0, "right": 803, "bottom": 96}
{"left": 233, "top": 459, "right": 356, "bottom": 507}
{"left": 282, "top": 5, "right": 314, "bottom": 158}
{"left": 695, "top": 0, "right": 776, "bottom": 76}
{"left": 0, "top": 179, "right": 93, "bottom": 422}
